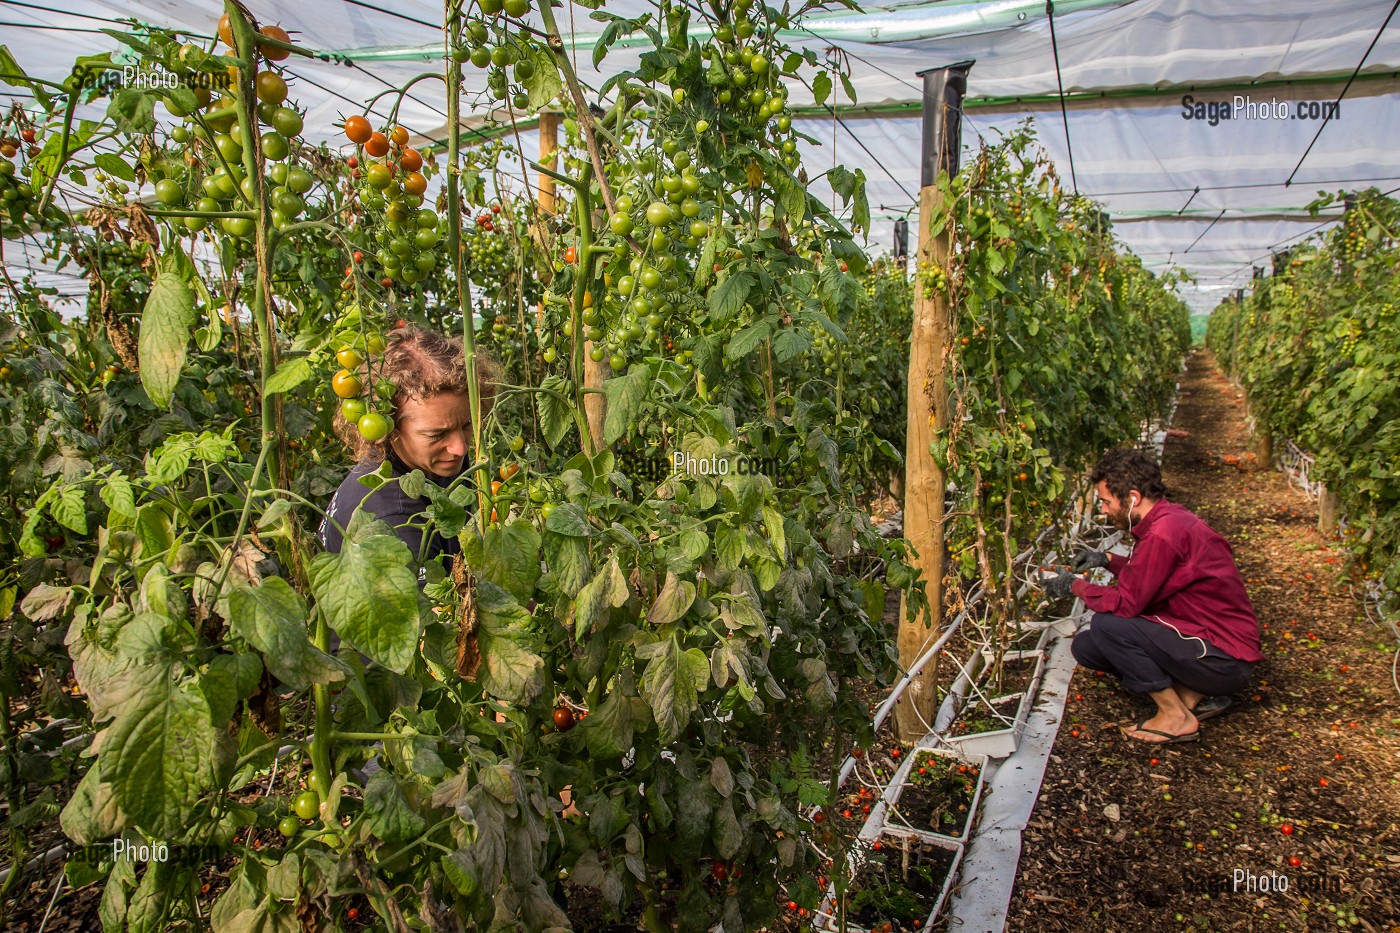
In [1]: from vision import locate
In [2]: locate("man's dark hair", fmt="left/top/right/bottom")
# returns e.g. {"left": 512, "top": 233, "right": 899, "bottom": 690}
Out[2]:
{"left": 1090, "top": 448, "right": 1168, "bottom": 503}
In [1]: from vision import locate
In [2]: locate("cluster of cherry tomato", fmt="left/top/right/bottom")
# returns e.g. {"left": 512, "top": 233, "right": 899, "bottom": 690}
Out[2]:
{"left": 0, "top": 125, "right": 50, "bottom": 232}
{"left": 147, "top": 19, "right": 312, "bottom": 238}
{"left": 330, "top": 334, "right": 393, "bottom": 441}
{"left": 450, "top": 0, "right": 538, "bottom": 110}
{"left": 341, "top": 117, "right": 444, "bottom": 288}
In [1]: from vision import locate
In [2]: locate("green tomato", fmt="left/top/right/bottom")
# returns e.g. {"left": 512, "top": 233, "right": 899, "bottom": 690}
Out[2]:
{"left": 540, "top": 502, "right": 555, "bottom": 519}
{"left": 294, "top": 790, "right": 320, "bottom": 820}
{"left": 279, "top": 816, "right": 300, "bottom": 837}
{"left": 287, "top": 168, "right": 314, "bottom": 194}
{"left": 645, "top": 201, "right": 673, "bottom": 226}
{"left": 610, "top": 212, "right": 634, "bottom": 236}
{"left": 504, "top": 0, "right": 530, "bottom": 15}
{"left": 358, "top": 412, "right": 392, "bottom": 442}
{"left": 271, "top": 106, "right": 304, "bottom": 137}
{"left": 341, "top": 398, "right": 368, "bottom": 422}
{"left": 214, "top": 134, "right": 242, "bottom": 162}
{"left": 155, "top": 179, "right": 184, "bottom": 206}
{"left": 261, "top": 131, "right": 290, "bottom": 162}
{"left": 222, "top": 216, "right": 254, "bottom": 238}
{"left": 509, "top": 434, "right": 525, "bottom": 452}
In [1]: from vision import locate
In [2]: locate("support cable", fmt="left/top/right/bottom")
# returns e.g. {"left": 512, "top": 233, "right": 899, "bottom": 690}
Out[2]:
{"left": 1285, "top": 0, "right": 1400, "bottom": 186}
{"left": 1045, "top": 0, "right": 1078, "bottom": 195}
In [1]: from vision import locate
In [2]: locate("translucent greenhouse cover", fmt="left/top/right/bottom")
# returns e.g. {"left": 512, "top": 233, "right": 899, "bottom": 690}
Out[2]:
{"left": 4, "top": 0, "right": 1400, "bottom": 312}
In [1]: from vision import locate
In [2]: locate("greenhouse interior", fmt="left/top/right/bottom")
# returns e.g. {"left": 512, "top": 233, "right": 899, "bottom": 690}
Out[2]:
{"left": 0, "top": 0, "right": 1397, "bottom": 930}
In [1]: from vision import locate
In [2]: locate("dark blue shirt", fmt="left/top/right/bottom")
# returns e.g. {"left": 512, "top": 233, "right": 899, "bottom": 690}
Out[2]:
{"left": 318, "top": 448, "right": 467, "bottom": 584}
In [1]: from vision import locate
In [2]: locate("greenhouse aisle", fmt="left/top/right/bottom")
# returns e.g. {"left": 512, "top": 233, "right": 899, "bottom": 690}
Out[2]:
{"left": 998, "top": 351, "right": 1400, "bottom": 933}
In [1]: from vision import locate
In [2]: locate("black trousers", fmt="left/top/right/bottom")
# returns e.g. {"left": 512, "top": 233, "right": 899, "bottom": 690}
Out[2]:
{"left": 1071, "top": 613, "right": 1255, "bottom": 696}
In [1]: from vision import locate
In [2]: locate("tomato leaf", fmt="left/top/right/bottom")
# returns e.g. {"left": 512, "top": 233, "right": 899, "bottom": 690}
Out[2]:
{"left": 545, "top": 502, "right": 592, "bottom": 537}
{"left": 99, "top": 663, "right": 224, "bottom": 839}
{"left": 93, "top": 152, "right": 135, "bottom": 182}
{"left": 263, "top": 357, "right": 312, "bottom": 395}
{"left": 138, "top": 248, "right": 197, "bottom": 410}
{"left": 100, "top": 472, "right": 137, "bottom": 519}
{"left": 544, "top": 529, "right": 590, "bottom": 598}
{"left": 708, "top": 271, "right": 752, "bottom": 323}
{"left": 646, "top": 570, "right": 695, "bottom": 625}
{"left": 638, "top": 636, "right": 709, "bottom": 744}
{"left": 715, "top": 525, "right": 744, "bottom": 571}
{"left": 840, "top": 72, "right": 858, "bottom": 105}
{"left": 60, "top": 765, "right": 128, "bottom": 847}
{"left": 523, "top": 46, "right": 562, "bottom": 111}
{"left": 575, "top": 556, "right": 628, "bottom": 636}
{"left": 770, "top": 327, "right": 811, "bottom": 363}
{"left": 537, "top": 374, "right": 574, "bottom": 449}
{"left": 228, "top": 578, "right": 351, "bottom": 692}
{"left": 474, "top": 580, "right": 545, "bottom": 705}
{"left": 603, "top": 367, "right": 650, "bottom": 445}
{"left": 0, "top": 45, "right": 52, "bottom": 109}
{"left": 50, "top": 483, "right": 87, "bottom": 535}
{"left": 364, "top": 771, "right": 427, "bottom": 844}
{"left": 709, "top": 757, "right": 734, "bottom": 798}
{"left": 576, "top": 689, "right": 635, "bottom": 759}
{"left": 308, "top": 532, "right": 420, "bottom": 673}
{"left": 726, "top": 319, "right": 772, "bottom": 361}
{"left": 478, "top": 519, "right": 541, "bottom": 603}
{"left": 712, "top": 797, "right": 743, "bottom": 859}
{"left": 812, "top": 70, "right": 832, "bottom": 106}
{"left": 106, "top": 87, "right": 156, "bottom": 135}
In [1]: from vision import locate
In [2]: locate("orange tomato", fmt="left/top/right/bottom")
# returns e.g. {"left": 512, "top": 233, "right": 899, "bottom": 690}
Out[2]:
{"left": 343, "top": 116, "right": 371, "bottom": 145}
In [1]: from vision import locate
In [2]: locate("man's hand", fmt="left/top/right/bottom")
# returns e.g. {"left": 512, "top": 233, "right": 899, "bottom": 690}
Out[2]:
{"left": 1070, "top": 547, "right": 1111, "bottom": 573}
{"left": 1042, "top": 571, "right": 1078, "bottom": 599}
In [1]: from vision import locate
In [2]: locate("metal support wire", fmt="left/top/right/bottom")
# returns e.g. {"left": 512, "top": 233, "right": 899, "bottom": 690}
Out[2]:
{"left": 1285, "top": 0, "right": 1400, "bottom": 186}
{"left": 1045, "top": 0, "right": 1078, "bottom": 195}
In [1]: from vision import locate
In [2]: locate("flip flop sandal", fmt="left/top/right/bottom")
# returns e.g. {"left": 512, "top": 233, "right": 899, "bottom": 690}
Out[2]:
{"left": 1192, "top": 696, "right": 1234, "bottom": 722}
{"left": 1120, "top": 721, "right": 1201, "bottom": 745}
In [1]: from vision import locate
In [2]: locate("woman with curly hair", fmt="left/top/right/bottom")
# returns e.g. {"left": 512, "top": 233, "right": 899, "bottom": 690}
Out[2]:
{"left": 318, "top": 326, "right": 502, "bottom": 584}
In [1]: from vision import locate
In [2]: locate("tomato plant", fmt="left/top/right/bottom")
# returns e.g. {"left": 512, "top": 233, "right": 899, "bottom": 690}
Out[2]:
{"left": 1208, "top": 189, "right": 1400, "bottom": 606}
{"left": 0, "top": 0, "right": 1197, "bottom": 928}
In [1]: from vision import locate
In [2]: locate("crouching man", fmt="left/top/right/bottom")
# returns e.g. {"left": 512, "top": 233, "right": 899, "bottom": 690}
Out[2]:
{"left": 1043, "top": 448, "right": 1263, "bottom": 745}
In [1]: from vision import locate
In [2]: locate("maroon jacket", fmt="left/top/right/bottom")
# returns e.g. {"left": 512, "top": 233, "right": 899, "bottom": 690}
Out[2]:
{"left": 1072, "top": 499, "right": 1264, "bottom": 662}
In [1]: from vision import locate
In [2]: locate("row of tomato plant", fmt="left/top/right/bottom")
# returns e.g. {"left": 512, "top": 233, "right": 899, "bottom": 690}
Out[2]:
{"left": 929, "top": 128, "right": 1191, "bottom": 654}
{"left": 1207, "top": 189, "right": 1400, "bottom": 607}
{"left": 0, "top": 3, "right": 1189, "bottom": 931}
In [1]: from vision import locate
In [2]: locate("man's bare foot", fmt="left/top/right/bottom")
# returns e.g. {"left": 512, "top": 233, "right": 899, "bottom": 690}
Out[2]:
{"left": 1173, "top": 684, "right": 1206, "bottom": 711}
{"left": 1121, "top": 708, "right": 1199, "bottom": 743}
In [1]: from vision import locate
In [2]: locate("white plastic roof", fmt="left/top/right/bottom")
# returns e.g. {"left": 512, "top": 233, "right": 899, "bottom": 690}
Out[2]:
{"left": 5, "top": 0, "right": 1400, "bottom": 312}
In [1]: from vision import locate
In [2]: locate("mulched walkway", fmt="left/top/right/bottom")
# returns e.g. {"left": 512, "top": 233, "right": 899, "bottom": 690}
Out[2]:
{"left": 1004, "top": 349, "right": 1400, "bottom": 933}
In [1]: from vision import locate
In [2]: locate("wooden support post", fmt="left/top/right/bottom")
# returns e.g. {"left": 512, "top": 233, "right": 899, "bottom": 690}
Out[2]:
{"left": 537, "top": 111, "right": 560, "bottom": 215}
{"left": 1318, "top": 486, "right": 1341, "bottom": 536}
{"left": 895, "top": 62, "right": 972, "bottom": 743}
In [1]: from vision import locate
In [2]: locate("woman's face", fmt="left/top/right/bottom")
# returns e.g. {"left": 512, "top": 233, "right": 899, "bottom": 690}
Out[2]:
{"left": 390, "top": 390, "right": 473, "bottom": 479}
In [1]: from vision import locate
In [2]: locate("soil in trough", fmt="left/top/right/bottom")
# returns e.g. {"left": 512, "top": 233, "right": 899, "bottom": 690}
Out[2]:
{"left": 890, "top": 751, "right": 979, "bottom": 838}
{"left": 840, "top": 834, "right": 958, "bottom": 932}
